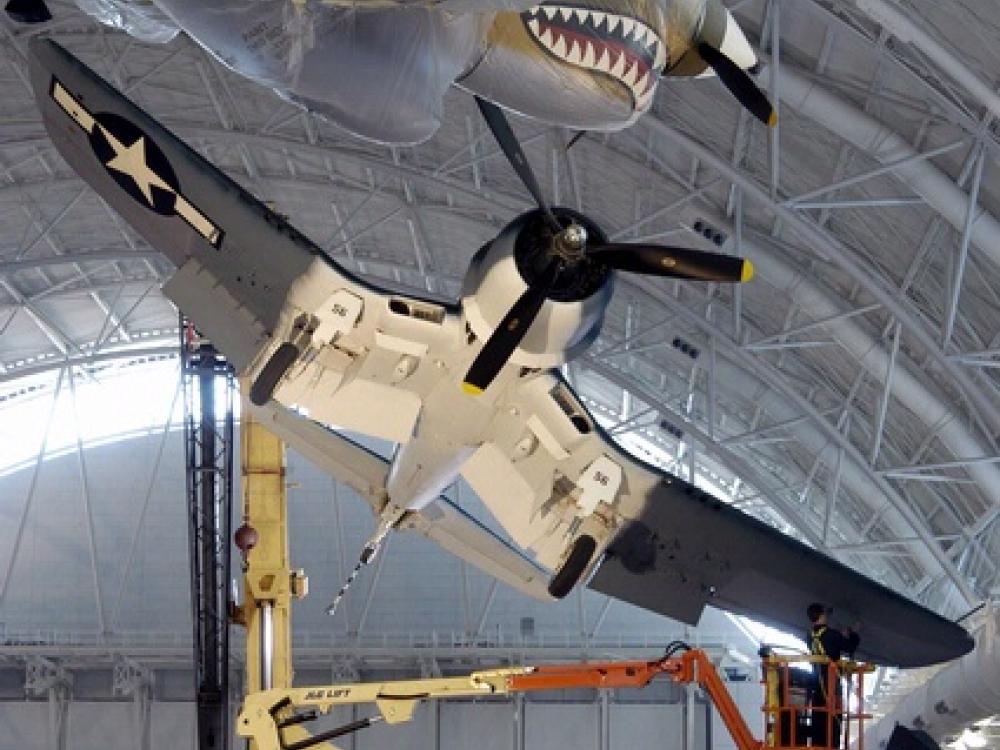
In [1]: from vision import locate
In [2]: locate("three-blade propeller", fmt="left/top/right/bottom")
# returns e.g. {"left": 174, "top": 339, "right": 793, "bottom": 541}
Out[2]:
{"left": 463, "top": 98, "right": 758, "bottom": 396}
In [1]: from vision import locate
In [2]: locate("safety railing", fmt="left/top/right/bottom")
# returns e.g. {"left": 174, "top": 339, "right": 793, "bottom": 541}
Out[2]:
{"left": 761, "top": 653, "right": 875, "bottom": 750}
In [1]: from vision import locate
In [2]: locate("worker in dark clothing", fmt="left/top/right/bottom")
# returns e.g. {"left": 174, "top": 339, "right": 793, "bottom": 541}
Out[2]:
{"left": 807, "top": 602, "right": 860, "bottom": 748}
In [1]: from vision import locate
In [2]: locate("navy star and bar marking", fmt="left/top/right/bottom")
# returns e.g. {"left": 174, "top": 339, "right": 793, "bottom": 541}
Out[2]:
{"left": 49, "top": 77, "right": 224, "bottom": 248}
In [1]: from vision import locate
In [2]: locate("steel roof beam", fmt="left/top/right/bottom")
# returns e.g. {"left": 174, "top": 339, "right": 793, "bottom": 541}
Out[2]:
{"left": 0, "top": 368, "right": 65, "bottom": 609}
{"left": 638, "top": 120, "right": 1000, "bottom": 531}
{"left": 0, "top": 345, "right": 178, "bottom": 386}
{"left": 0, "top": 250, "right": 163, "bottom": 274}
{"left": 67, "top": 368, "right": 107, "bottom": 636}
{"left": 849, "top": 0, "right": 1000, "bottom": 122}
{"left": 762, "top": 57, "right": 1000, "bottom": 277}
{"left": 942, "top": 143, "right": 986, "bottom": 348}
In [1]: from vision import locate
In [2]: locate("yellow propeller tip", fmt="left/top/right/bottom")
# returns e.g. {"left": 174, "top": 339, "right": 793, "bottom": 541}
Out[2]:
{"left": 767, "top": 110, "right": 778, "bottom": 128}
{"left": 461, "top": 382, "right": 484, "bottom": 396}
{"left": 741, "top": 259, "right": 755, "bottom": 283}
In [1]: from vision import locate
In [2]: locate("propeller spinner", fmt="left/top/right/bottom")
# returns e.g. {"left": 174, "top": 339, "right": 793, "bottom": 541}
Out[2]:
{"left": 462, "top": 99, "right": 756, "bottom": 396}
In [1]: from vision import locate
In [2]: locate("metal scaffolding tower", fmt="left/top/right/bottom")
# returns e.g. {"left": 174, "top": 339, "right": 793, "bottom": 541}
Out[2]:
{"left": 182, "top": 325, "right": 235, "bottom": 750}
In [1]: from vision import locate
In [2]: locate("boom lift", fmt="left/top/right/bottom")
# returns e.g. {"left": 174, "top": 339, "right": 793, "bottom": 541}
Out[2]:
{"left": 237, "top": 646, "right": 875, "bottom": 750}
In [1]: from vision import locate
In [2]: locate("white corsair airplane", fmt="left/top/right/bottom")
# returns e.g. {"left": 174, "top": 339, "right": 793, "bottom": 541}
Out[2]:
{"left": 30, "top": 39, "right": 973, "bottom": 667}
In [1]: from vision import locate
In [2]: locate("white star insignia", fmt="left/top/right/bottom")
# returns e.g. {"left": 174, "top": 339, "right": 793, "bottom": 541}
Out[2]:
{"left": 100, "top": 125, "right": 174, "bottom": 207}
{"left": 51, "top": 78, "right": 223, "bottom": 248}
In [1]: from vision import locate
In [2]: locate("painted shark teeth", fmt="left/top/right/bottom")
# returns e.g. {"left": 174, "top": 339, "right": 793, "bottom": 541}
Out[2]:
{"left": 552, "top": 33, "right": 568, "bottom": 58}
{"left": 567, "top": 39, "right": 583, "bottom": 64}
{"left": 596, "top": 47, "right": 610, "bottom": 72}
{"left": 523, "top": 4, "right": 666, "bottom": 110}
{"left": 610, "top": 50, "right": 626, "bottom": 78}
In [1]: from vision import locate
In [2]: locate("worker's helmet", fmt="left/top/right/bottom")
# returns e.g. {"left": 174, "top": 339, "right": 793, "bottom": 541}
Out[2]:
{"left": 806, "top": 602, "right": 826, "bottom": 623}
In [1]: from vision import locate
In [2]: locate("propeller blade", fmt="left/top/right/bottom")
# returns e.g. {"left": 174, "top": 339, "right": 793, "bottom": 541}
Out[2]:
{"left": 462, "top": 261, "right": 560, "bottom": 395}
{"left": 475, "top": 97, "right": 561, "bottom": 231}
{"left": 697, "top": 43, "right": 776, "bottom": 127}
{"left": 586, "top": 242, "right": 753, "bottom": 283}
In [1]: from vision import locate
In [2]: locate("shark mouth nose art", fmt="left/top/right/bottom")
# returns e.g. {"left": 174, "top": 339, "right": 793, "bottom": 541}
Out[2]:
{"left": 522, "top": 4, "right": 666, "bottom": 110}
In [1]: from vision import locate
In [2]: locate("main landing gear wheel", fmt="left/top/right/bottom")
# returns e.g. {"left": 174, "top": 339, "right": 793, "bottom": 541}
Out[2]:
{"left": 547, "top": 534, "right": 597, "bottom": 599}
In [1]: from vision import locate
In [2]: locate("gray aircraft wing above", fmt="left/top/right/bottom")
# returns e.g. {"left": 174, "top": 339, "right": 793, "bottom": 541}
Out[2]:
{"left": 469, "top": 370, "right": 974, "bottom": 667}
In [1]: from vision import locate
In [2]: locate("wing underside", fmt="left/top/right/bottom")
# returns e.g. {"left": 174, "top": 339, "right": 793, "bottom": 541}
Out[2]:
{"left": 587, "top": 474, "right": 975, "bottom": 667}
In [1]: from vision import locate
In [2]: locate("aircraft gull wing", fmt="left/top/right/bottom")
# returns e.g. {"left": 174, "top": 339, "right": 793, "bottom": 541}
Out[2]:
{"left": 30, "top": 39, "right": 465, "bottom": 447}
{"left": 469, "top": 371, "right": 973, "bottom": 667}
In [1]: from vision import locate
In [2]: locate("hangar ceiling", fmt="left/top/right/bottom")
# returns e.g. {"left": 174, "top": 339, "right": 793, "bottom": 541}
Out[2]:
{"left": 1, "top": 0, "right": 999, "bottom": 633}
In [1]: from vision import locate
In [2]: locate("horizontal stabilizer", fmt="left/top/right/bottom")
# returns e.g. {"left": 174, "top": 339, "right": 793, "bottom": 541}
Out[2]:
{"left": 249, "top": 402, "right": 390, "bottom": 512}
{"left": 403, "top": 500, "right": 553, "bottom": 602}
{"left": 254, "top": 403, "right": 551, "bottom": 600}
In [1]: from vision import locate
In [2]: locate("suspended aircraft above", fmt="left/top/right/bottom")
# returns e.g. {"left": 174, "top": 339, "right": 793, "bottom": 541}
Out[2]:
{"left": 11, "top": 0, "right": 773, "bottom": 144}
{"left": 29, "top": 39, "right": 974, "bottom": 668}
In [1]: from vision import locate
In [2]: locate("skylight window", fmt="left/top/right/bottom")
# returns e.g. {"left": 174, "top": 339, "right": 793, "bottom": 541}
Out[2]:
{"left": 0, "top": 356, "right": 185, "bottom": 477}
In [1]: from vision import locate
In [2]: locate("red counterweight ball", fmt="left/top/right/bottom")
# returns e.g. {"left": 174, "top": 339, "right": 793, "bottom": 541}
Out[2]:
{"left": 234, "top": 522, "right": 259, "bottom": 559}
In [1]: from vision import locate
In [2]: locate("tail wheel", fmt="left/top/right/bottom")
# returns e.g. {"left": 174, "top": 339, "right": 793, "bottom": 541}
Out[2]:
{"left": 547, "top": 534, "right": 597, "bottom": 599}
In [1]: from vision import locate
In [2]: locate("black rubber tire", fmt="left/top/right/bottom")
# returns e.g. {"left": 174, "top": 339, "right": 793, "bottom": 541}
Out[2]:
{"left": 249, "top": 343, "right": 299, "bottom": 406}
{"left": 547, "top": 534, "right": 597, "bottom": 599}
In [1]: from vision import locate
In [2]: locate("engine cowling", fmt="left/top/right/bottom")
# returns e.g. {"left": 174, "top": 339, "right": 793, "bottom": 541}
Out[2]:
{"left": 460, "top": 208, "right": 614, "bottom": 370}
